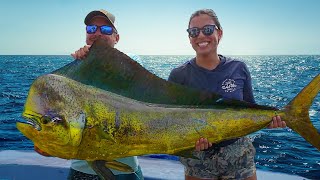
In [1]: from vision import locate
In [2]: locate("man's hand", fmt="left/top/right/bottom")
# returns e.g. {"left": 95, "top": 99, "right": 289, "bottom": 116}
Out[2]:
{"left": 71, "top": 45, "right": 91, "bottom": 60}
{"left": 195, "top": 137, "right": 213, "bottom": 151}
{"left": 268, "top": 115, "right": 286, "bottom": 128}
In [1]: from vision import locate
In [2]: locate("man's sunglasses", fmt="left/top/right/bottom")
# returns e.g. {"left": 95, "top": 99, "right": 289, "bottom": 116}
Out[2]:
{"left": 187, "top": 25, "right": 218, "bottom": 38}
{"left": 86, "top": 25, "right": 116, "bottom": 35}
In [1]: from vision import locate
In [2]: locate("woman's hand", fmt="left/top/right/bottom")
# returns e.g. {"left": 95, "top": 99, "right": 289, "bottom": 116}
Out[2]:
{"left": 268, "top": 115, "right": 286, "bottom": 128}
{"left": 195, "top": 137, "right": 213, "bottom": 151}
{"left": 71, "top": 45, "right": 91, "bottom": 60}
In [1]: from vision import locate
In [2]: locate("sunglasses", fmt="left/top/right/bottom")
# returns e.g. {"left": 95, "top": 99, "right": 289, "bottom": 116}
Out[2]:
{"left": 86, "top": 25, "right": 116, "bottom": 35}
{"left": 187, "top": 25, "right": 218, "bottom": 38}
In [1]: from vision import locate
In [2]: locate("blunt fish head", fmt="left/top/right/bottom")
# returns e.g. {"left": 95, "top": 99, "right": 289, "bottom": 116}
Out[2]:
{"left": 17, "top": 74, "right": 82, "bottom": 158}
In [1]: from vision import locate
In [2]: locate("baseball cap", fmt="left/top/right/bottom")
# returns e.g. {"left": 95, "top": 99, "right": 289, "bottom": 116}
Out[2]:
{"left": 84, "top": 9, "right": 117, "bottom": 31}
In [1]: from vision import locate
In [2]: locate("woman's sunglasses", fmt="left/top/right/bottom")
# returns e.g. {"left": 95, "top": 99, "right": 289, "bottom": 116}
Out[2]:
{"left": 86, "top": 25, "right": 116, "bottom": 35}
{"left": 187, "top": 25, "right": 218, "bottom": 38}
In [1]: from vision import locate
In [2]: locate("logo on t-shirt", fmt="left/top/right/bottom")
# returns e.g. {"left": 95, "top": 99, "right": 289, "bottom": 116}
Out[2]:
{"left": 221, "top": 79, "right": 237, "bottom": 92}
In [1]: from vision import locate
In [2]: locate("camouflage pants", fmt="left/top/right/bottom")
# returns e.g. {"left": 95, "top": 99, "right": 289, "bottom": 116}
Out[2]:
{"left": 180, "top": 137, "right": 256, "bottom": 179}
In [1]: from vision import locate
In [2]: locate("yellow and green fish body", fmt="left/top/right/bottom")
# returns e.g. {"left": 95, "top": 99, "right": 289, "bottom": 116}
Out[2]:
{"left": 17, "top": 73, "right": 319, "bottom": 161}
{"left": 16, "top": 40, "right": 320, "bottom": 178}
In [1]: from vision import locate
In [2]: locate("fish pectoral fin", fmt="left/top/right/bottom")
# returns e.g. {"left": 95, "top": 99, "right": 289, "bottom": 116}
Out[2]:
{"left": 98, "top": 127, "right": 116, "bottom": 143}
{"left": 173, "top": 147, "right": 199, "bottom": 160}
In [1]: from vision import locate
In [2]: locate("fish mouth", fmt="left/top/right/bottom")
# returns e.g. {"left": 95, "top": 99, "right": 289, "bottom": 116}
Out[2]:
{"left": 21, "top": 112, "right": 42, "bottom": 131}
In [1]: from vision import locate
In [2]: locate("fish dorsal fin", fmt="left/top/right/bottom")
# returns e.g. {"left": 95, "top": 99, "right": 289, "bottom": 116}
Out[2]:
{"left": 51, "top": 39, "right": 222, "bottom": 106}
{"left": 52, "top": 39, "right": 277, "bottom": 109}
{"left": 69, "top": 112, "right": 86, "bottom": 146}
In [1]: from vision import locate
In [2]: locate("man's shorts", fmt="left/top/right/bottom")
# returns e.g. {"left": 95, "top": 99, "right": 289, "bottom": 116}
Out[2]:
{"left": 180, "top": 137, "right": 256, "bottom": 179}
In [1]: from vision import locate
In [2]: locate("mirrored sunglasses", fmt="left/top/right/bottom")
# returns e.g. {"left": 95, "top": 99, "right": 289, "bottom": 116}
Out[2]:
{"left": 86, "top": 25, "right": 115, "bottom": 35}
{"left": 187, "top": 25, "right": 218, "bottom": 38}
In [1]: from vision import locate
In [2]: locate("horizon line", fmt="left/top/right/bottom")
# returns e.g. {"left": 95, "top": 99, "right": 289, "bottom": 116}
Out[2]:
{"left": 0, "top": 54, "right": 319, "bottom": 56}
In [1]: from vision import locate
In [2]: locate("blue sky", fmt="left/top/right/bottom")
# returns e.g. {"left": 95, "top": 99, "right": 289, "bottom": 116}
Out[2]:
{"left": 1, "top": 0, "right": 319, "bottom": 55}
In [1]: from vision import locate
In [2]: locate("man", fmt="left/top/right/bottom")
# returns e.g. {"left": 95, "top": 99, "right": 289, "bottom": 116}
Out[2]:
{"left": 68, "top": 9, "right": 143, "bottom": 180}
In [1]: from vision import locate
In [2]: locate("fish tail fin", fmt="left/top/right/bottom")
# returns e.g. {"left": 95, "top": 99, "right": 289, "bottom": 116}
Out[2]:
{"left": 284, "top": 74, "right": 320, "bottom": 151}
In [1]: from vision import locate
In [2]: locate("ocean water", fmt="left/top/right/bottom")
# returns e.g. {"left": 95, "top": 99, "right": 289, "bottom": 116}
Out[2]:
{"left": 0, "top": 55, "right": 319, "bottom": 179}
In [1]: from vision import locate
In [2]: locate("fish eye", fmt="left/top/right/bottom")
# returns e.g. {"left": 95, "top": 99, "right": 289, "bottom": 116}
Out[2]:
{"left": 40, "top": 115, "right": 51, "bottom": 124}
{"left": 40, "top": 114, "right": 65, "bottom": 125}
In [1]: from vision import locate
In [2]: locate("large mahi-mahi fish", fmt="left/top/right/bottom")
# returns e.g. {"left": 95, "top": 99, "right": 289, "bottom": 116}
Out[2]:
{"left": 17, "top": 39, "right": 320, "bottom": 178}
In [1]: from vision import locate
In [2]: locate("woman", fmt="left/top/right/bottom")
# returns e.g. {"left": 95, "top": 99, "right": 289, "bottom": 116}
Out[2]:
{"left": 168, "top": 9, "right": 285, "bottom": 180}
